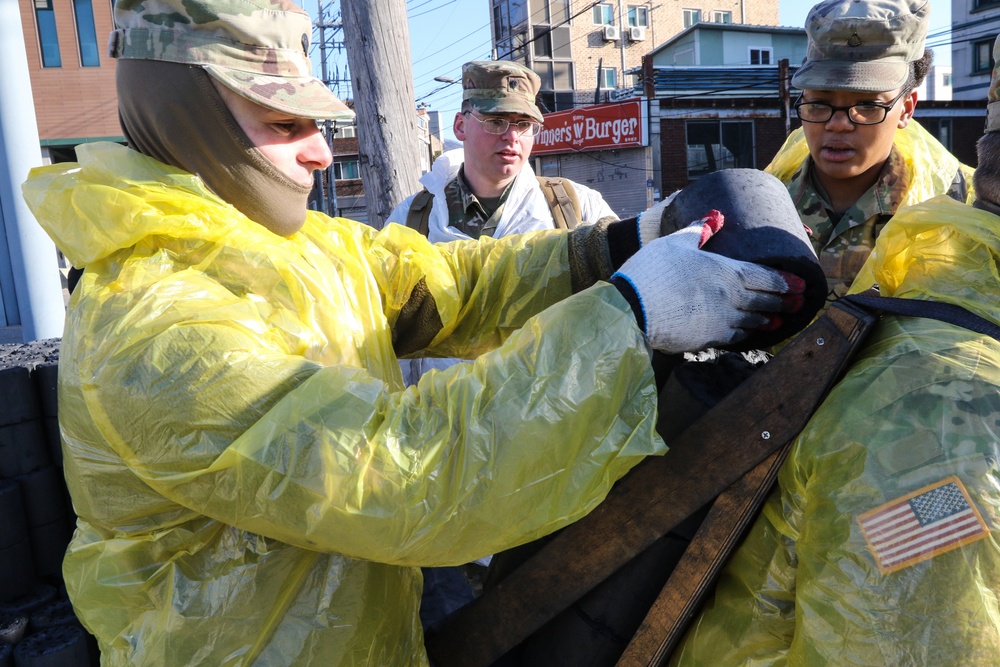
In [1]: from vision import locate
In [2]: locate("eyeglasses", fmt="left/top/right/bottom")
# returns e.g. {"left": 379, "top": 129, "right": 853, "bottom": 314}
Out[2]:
{"left": 464, "top": 112, "right": 542, "bottom": 137}
{"left": 793, "top": 89, "right": 909, "bottom": 126}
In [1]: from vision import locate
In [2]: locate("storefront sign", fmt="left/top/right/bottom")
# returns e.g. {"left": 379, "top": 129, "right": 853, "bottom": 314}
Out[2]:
{"left": 533, "top": 100, "right": 647, "bottom": 155}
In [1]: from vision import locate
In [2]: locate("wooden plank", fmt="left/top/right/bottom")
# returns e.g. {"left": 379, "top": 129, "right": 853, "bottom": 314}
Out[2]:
{"left": 615, "top": 448, "right": 788, "bottom": 666}
{"left": 424, "top": 300, "right": 876, "bottom": 667}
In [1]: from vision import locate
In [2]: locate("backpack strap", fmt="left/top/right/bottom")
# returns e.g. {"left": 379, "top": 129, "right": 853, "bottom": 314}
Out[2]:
{"left": 405, "top": 189, "right": 435, "bottom": 237}
{"left": 537, "top": 177, "right": 582, "bottom": 230}
{"left": 843, "top": 291, "right": 1000, "bottom": 342}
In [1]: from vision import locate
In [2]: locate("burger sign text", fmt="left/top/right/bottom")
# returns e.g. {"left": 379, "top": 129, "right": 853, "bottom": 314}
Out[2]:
{"left": 533, "top": 100, "right": 647, "bottom": 155}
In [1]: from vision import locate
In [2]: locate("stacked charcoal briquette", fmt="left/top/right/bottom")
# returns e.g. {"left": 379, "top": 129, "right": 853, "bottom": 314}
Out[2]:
{"left": 0, "top": 339, "right": 95, "bottom": 666}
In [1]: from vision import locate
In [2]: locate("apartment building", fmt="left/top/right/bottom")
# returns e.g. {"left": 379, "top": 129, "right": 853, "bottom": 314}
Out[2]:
{"left": 489, "top": 0, "right": 779, "bottom": 111}
{"left": 950, "top": 0, "right": 1000, "bottom": 101}
{"left": 17, "top": 0, "right": 122, "bottom": 163}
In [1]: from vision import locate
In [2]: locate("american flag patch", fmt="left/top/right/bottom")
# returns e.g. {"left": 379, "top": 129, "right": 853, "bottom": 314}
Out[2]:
{"left": 857, "top": 476, "right": 990, "bottom": 574}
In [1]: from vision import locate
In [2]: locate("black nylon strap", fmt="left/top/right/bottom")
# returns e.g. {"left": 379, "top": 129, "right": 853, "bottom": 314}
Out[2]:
{"left": 842, "top": 293, "right": 1000, "bottom": 343}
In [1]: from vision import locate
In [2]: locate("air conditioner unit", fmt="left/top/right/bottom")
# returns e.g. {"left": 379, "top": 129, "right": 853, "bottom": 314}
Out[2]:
{"left": 629, "top": 27, "right": 646, "bottom": 41}
{"left": 602, "top": 25, "right": 620, "bottom": 41}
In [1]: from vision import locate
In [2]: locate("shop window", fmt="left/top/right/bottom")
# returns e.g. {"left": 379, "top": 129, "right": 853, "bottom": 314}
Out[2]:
{"left": 34, "top": 0, "right": 61, "bottom": 68}
{"left": 686, "top": 120, "right": 754, "bottom": 177}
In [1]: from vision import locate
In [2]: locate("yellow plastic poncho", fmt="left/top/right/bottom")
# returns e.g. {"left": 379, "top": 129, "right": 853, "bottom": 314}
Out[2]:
{"left": 670, "top": 195, "right": 1000, "bottom": 666}
{"left": 22, "top": 143, "right": 665, "bottom": 666}
{"left": 765, "top": 119, "right": 975, "bottom": 207}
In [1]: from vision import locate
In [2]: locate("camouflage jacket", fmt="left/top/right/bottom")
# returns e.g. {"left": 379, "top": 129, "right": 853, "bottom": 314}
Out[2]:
{"left": 440, "top": 165, "right": 514, "bottom": 239}
{"left": 671, "top": 196, "right": 1000, "bottom": 667}
{"left": 785, "top": 148, "right": 908, "bottom": 302}
{"left": 767, "top": 121, "right": 973, "bottom": 304}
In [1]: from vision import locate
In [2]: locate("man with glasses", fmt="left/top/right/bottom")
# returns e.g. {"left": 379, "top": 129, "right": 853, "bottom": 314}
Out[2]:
{"left": 388, "top": 59, "right": 620, "bottom": 629}
{"left": 388, "top": 60, "right": 617, "bottom": 242}
{"left": 765, "top": 0, "right": 973, "bottom": 304}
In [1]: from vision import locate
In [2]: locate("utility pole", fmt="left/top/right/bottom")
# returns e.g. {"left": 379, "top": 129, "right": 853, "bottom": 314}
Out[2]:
{"left": 779, "top": 58, "right": 791, "bottom": 137}
{"left": 315, "top": 1, "right": 348, "bottom": 218}
{"left": 342, "top": 0, "right": 421, "bottom": 229}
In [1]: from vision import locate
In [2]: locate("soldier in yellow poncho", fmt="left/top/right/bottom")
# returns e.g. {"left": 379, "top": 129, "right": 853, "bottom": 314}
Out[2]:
{"left": 766, "top": 0, "right": 974, "bottom": 305}
{"left": 669, "top": 29, "right": 1000, "bottom": 667}
{"left": 19, "top": 0, "right": 801, "bottom": 665}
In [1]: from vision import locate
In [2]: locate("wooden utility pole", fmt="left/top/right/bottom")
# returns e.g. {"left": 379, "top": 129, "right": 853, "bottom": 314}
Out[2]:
{"left": 342, "top": 0, "right": 422, "bottom": 228}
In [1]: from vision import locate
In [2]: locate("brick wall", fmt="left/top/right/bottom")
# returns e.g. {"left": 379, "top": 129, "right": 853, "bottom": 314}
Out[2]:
{"left": 18, "top": 0, "right": 121, "bottom": 143}
{"left": 565, "top": 0, "right": 780, "bottom": 97}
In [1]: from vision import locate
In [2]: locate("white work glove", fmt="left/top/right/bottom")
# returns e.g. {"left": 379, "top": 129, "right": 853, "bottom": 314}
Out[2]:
{"left": 636, "top": 190, "right": 680, "bottom": 247}
{"left": 611, "top": 211, "right": 803, "bottom": 354}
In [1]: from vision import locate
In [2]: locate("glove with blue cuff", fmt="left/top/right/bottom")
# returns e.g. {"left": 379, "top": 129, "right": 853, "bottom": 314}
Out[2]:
{"left": 609, "top": 211, "right": 804, "bottom": 354}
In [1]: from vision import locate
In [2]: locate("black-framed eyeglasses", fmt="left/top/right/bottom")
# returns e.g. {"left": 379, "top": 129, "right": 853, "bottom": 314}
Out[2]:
{"left": 464, "top": 112, "right": 542, "bottom": 137}
{"left": 793, "top": 89, "right": 909, "bottom": 126}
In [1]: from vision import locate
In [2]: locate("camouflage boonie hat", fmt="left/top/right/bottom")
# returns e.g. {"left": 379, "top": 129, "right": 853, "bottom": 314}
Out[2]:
{"left": 462, "top": 60, "right": 543, "bottom": 123}
{"left": 791, "top": 0, "right": 929, "bottom": 93}
{"left": 108, "top": 0, "right": 353, "bottom": 120}
{"left": 986, "top": 36, "right": 1000, "bottom": 132}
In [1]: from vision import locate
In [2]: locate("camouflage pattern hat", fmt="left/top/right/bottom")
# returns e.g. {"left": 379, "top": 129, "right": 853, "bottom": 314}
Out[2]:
{"left": 791, "top": 0, "right": 929, "bottom": 93}
{"left": 986, "top": 36, "right": 1000, "bottom": 133}
{"left": 462, "top": 60, "right": 544, "bottom": 123}
{"left": 108, "top": 0, "right": 353, "bottom": 120}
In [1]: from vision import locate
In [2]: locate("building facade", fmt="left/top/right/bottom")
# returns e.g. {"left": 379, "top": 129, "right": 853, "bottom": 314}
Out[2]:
{"left": 950, "top": 0, "right": 1000, "bottom": 101}
{"left": 18, "top": 0, "right": 122, "bottom": 163}
{"left": 489, "top": 0, "right": 780, "bottom": 111}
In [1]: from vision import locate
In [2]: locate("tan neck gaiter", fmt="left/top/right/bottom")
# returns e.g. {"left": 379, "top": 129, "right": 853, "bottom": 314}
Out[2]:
{"left": 116, "top": 59, "right": 313, "bottom": 237}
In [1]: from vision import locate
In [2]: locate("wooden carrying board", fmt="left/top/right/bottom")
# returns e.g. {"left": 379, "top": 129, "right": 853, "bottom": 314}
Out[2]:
{"left": 426, "top": 298, "right": 878, "bottom": 667}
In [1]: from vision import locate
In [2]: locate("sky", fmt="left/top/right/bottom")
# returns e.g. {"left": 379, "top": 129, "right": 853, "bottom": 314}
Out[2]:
{"left": 313, "top": 0, "right": 955, "bottom": 141}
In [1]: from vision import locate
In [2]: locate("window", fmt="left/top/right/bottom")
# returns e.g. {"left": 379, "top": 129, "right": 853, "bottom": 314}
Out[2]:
{"left": 334, "top": 125, "right": 356, "bottom": 138}
{"left": 598, "top": 67, "right": 617, "bottom": 90}
{"left": 973, "top": 37, "right": 996, "bottom": 74}
{"left": 712, "top": 10, "right": 732, "bottom": 23}
{"left": 749, "top": 47, "right": 773, "bottom": 65}
{"left": 974, "top": 0, "right": 1000, "bottom": 9}
{"left": 920, "top": 118, "right": 952, "bottom": 150}
{"left": 532, "top": 25, "right": 572, "bottom": 59}
{"left": 538, "top": 156, "right": 560, "bottom": 177}
{"left": 536, "top": 91, "right": 575, "bottom": 113}
{"left": 682, "top": 9, "right": 701, "bottom": 28}
{"left": 686, "top": 120, "right": 754, "bottom": 177}
{"left": 593, "top": 4, "right": 614, "bottom": 25}
{"left": 493, "top": 4, "right": 505, "bottom": 41}
{"left": 34, "top": 0, "right": 61, "bottom": 68}
{"left": 334, "top": 160, "right": 360, "bottom": 180}
{"left": 73, "top": 0, "right": 100, "bottom": 66}
{"left": 535, "top": 60, "right": 574, "bottom": 90}
{"left": 628, "top": 6, "right": 648, "bottom": 27}
{"left": 532, "top": 0, "right": 570, "bottom": 24}
{"left": 943, "top": 72, "right": 952, "bottom": 87}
